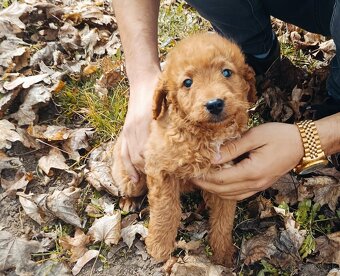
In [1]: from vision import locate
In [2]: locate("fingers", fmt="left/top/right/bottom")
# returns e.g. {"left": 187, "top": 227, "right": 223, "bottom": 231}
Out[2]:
{"left": 206, "top": 157, "right": 259, "bottom": 184}
{"left": 193, "top": 178, "right": 261, "bottom": 195}
{"left": 214, "top": 129, "right": 261, "bottom": 164}
{"left": 121, "top": 139, "right": 139, "bottom": 183}
{"left": 221, "top": 191, "right": 259, "bottom": 201}
{"left": 192, "top": 178, "right": 262, "bottom": 200}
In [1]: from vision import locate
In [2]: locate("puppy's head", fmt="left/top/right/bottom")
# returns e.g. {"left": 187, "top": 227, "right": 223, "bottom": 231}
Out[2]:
{"left": 153, "top": 33, "right": 256, "bottom": 127}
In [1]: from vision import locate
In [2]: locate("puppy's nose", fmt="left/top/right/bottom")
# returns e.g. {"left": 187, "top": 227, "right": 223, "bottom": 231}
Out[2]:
{"left": 205, "top": 99, "right": 225, "bottom": 115}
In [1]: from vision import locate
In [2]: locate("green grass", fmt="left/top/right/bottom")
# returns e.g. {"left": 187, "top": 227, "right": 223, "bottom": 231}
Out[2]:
{"left": 56, "top": 72, "right": 129, "bottom": 143}
{"left": 158, "top": 1, "right": 211, "bottom": 56}
{"left": 0, "top": 0, "right": 12, "bottom": 9}
{"left": 280, "top": 42, "right": 319, "bottom": 71}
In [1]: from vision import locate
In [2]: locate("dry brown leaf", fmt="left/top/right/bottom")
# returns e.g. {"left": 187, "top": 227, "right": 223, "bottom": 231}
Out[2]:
{"left": 33, "top": 260, "right": 71, "bottom": 276}
{"left": 240, "top": 225, "right": 278, "bottom": 265}
{"left": 304, "top": 32, "right": 325, "bottom": 45}
{"left": 0, "top": 2, "right": 31, "bottom": 38}
{"left": 0, "top": 230, "right": 43, "bottom": 274}
{"left": 30, "top": 42, "right": 58, "bottom": 67}
{"left": 302, "top": 174, "right": 340, "bottom": 211}
{"left": 176, "top": 240, "right": 201, "bottom": 252}
{"left": 272, "top": 173, "right": 299, "bottom": 205}
{"left": 247, "top": 195, "right": 275, "bottom": 219}
{"left": 279, "top": 217, "right": 306, "bottom": 258}
{"left": 63, "top": 12, "right": 83, "bottom": 24}
{"left": 51, "top": 80, "right": 66, "bottom": 93}
{"left": 308, "top": 232, "right": 340, "bottom": 266}
{"left": 27, "top": 124, "right": 48, "bottom": 139}
{"left": 121, "top": 213, "right": 139, "bottom": 228}
{"left": 169, "top": 255, "right": 227, "bottom": 276}
{"left": 71, "top": 250, "right": 99, "bottom": 276}
{"left": 0, "top": 119, "right": 22, "bottom": 149}
{"left": 0, "top": 39, "right": 28, "bottom": 68}
{"left": 38, "top": 147, "right": 69, "bottom": 175}
{"left": 86, "top": 142, "right": 120, "bottom": 196}
{"left": 12, "top": 48, "right": 30, "bottom": 71}
{"left": 18, "top": 192, "right": 47, "bottom": 225}
{"left": 327, "top": 268, "right": 340, "bottom": 276}
{"left": 94, "top": 32, "right": 120, "bottom": 56}
{"left": 0, "top": 151, "right": 22, "bottom": 172}
{"left": 4, "top": 74, "right": 49, "bottom": 90}
{"left": 59, "top": 229, "right": 90, "bottom": 262}
{"left": 290, "top": 31, "right": 302, "bottom": 43}
{"left": 18, "top": 187, "right": 82, "bottom": 227}
{"left": 15, "top": 127, "right": 40, "bottom": 149}
{"left": 62, "top": 128, "right": 94, "bottom": 161}
{"left": 319, "top": 39, "right": 336, "bottom": 61}
{"left": 241, "top": 214, "right": 308, "bottom": 269}
{"left": 58, "top": 22, "right": 81, "bottom": 52}
{"left": 42, "top": 126, "right": 71, "bottom": 141}
{"left": 83, "top": 64, "right": 98, "bottom": 76}
{"left": 10, "top": 84, "right": 51, "bottom": 126}
{"left": 80, "top": 25, "right": 99, "bottom": 59}
{"left": 60, "top": 59, "right": 87, "bottom": 75}
{"left": 27, "top": 125, "right": 70, "bottom": 141}
{"left": 62, "top": 2, "right": 113, "bottom": 26}
{"left": 47, "top": 187, "right": 82, "bottom": 228}
{"left": 121, "top": 223, "right": 148, "bottom": 248}
{"left": 0, "top": 88, "right": 21, "bottom": 119}
{"left": 289, "top": 85, "right": 312, "bottom": 120}
{"left": 1, "top": 172, "right": 33, "bottom": 198}
{"left": 88, "top": 211, "right": 121, "bottom": 246}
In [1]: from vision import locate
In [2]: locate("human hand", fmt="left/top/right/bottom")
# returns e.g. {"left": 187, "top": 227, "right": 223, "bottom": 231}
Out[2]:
{"left": 121, "top": 75, "right": 160, "bottom": 182}
{"left": 192, "top": 123, "right": 305, "bottom": 200}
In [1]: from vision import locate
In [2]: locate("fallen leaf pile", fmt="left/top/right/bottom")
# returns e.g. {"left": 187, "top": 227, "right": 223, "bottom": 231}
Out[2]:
{"left": 0, "top": 1, "right": 339, "bottom": 275}
{"left": 254, "top": 19, "right": 336, "bottom": 123}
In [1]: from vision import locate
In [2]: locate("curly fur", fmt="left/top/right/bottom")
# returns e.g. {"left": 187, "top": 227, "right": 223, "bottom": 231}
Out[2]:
{"left": 112, "top": 32, "right": 256, "bottom": 266}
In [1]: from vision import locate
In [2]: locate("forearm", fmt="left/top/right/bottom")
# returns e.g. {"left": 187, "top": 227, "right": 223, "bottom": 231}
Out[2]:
{"left": 112, "top": 0, "right": 161, "bottom": 87}
{"left": 316, "top": 113, "right": 340, "bottom": 155}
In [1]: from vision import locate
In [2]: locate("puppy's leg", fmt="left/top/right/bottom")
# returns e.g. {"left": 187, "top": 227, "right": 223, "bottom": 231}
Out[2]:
{"left": 203, "top": 191, "right": 236, "bottom": 267}
{"left": 145, "top": 175, "right": 181, "bottom": 262}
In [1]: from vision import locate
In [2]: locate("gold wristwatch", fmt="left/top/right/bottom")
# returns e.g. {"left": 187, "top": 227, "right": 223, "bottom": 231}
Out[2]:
{"left": 294, "top": 120, "right": 328, "bottom": 175}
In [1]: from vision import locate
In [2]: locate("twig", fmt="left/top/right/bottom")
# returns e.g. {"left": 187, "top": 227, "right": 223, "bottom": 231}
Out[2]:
{"left": 90, "top": 241, "right": 103, "bottom": 276}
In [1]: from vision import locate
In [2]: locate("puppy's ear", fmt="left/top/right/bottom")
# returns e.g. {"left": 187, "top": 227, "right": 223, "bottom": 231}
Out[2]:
{"left": 152, "top": 78, "right": 168, "bottom": 120}
{"left": 243, "top": 64, "right": 257, "bottom": 103}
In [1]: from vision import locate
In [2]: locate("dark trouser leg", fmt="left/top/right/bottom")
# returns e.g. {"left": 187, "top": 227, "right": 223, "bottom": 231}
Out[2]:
{"left": 262, "top": 0, "right": 334, "bottom": 36}
{"left": 186, "top": 0, "right": 334, "bottom": 54}
{"left": 327, "top": 0, "right": 340, "bottom": 101}
{"left": 186, "top": 0, "right": 274, "bottom": 55}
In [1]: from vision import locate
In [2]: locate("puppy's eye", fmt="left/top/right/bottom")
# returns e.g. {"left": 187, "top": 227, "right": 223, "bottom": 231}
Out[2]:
{"left": 183, "top": 78, "right": 193, "bottom": 88}
{"left": 222, "top": 69, "right": 232, "bottom": 78}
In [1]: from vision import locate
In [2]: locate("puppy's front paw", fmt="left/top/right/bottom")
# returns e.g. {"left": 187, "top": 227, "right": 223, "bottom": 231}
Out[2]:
{"left": 211, "top": 246, "right": 235, "bottom": 267}
{"left": 145, "top": 235, "right": 174, "bottom": 262}
{"left": 119, "top": 196, "right": 143, "bottom": 212}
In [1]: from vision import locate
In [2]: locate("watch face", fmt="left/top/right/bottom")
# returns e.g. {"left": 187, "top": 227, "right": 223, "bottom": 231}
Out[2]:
{"left": 299, "top": 162, "right": 327, "bottom": 175}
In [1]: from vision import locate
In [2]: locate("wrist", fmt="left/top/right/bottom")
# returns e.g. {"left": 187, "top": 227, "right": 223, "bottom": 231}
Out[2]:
{"left": 127, "top": 65, "right": 161, "bottom": 88}
{"left": 315, "top": 113, "right": 340, "bottom": 155}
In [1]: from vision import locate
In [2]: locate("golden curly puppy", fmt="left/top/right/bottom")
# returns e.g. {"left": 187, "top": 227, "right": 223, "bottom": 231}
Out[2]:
{"left": 112, "top": 32, "right": 256, "bottom": 266}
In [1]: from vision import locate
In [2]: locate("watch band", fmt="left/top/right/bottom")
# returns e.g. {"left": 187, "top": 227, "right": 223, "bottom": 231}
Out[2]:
{"left": 296, "top": 120, "right": 324, "bottom": 160}
{"left": 294, "top": 120, "right": 328, "bottom": 174}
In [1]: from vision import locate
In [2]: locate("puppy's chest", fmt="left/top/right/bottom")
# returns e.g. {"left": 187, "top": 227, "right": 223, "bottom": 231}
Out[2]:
{"left": 171, "top": 138, "right": 234, "bottom": 178}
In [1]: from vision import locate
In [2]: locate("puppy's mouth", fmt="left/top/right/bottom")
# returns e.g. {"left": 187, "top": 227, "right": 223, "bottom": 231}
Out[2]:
{"left": 207, "top": 112, "right": 228, "bottom": 124}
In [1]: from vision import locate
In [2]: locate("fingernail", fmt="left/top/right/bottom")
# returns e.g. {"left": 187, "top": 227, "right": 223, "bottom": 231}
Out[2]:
{"left": 213, "top": 153, "right": 222, "bottom": 164}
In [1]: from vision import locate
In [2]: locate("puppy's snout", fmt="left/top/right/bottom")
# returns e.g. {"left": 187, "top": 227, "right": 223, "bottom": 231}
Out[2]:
{"left": 205, "top": 98, "right": 225, "bottom": 115}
